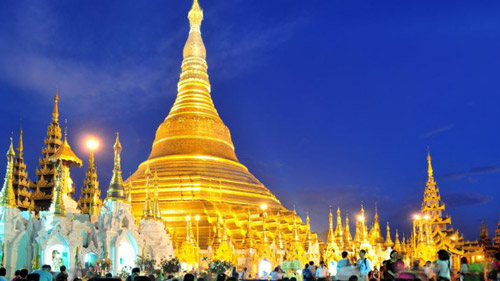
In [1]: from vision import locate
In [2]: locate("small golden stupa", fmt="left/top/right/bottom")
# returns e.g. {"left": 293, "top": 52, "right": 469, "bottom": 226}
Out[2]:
{"left": 126, "top": 0, "right": 315, "bottom": 250}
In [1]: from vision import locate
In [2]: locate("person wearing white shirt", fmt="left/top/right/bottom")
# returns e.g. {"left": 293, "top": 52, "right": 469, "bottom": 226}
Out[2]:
{"left": 357, "top": 250, "right": 372, "bottom": 281}
{"left": 316, "top": 261, "right": 330, "bottom": 279}
{"left": 435, "top": 250, "right": 452, "bottom": 281}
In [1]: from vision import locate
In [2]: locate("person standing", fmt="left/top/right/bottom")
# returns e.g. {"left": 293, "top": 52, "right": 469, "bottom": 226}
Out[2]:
{"left": 303, "top": 264, "right": 314, "bottom": 281}
{"left": 337, "top": 252, "right": 352, "bottom": 281}
{"left": 316, "top": 262, "right": 330, "bottom": 279}
{"left": 310, "top": 262, "right": 317, "bottom": 279}
{"left": 357, "top": 250, "right": 372, "bottom": 281}
{"left": 434, "top": 250, "right": 451, "bottom": 281}
{"left": 55, "top": 266, "right": 67, "bottom": 281}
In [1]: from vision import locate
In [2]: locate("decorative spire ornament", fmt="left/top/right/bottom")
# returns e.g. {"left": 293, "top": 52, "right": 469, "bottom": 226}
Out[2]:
{"left": 107, "top": 133, "right": 126, "bottom": 201}
{"left": 0, "top": 138, "right": 16, "bottom": 207}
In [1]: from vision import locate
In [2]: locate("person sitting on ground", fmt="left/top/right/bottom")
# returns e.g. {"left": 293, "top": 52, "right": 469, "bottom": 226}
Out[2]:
{"left": 56, "top": 266, "right": 68, "bottom": 281}
{"left": 32, "top": 265, "right": 53, "bottom": 281}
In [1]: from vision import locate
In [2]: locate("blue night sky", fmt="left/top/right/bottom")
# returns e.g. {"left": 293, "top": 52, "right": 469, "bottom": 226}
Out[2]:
{"left": 0, "top": 0, "right": 499, "bottom": 240}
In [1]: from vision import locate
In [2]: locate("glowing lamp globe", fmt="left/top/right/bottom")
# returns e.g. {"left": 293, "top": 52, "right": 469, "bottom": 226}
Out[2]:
{"left": 86, "top": 138, "right": 99, "bottom": 151}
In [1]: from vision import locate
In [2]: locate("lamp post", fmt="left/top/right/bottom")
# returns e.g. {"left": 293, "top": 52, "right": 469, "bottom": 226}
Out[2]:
{"left": 260, "top": 203, "right": 268, "bottom": 243}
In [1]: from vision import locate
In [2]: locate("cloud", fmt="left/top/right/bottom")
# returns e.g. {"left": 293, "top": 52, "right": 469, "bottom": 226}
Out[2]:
{"left": 441, "top": 165, "right": 500, "bottom": 181}
{"left": 420, "top": 124, "right": 455, "bottom": 139}
{"left": 443, "top": 192, "right": 493, "bottom": 207}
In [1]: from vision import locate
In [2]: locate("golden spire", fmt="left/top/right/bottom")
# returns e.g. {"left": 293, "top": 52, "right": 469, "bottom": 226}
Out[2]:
{"left": 49, "top": 162, "right": 65, "bottom": 216}
{"left": 327, "top": 206, "right": 335, "bottom": 246}
{"left": 276, "top": 210, "right": 284, "bottom": 249}
{"left": 344, "top": 214, "right": 352, "bottom": 245}
{"left": 142, "top": 165, "right": 153, "bottom": 219}
{"left": 107, "top": 133, "right": 126, "bottom": 201}
{"left": 153, "top": 169, "right": 162, "bottom": 220}
{"left": 0, "top": 138, "right": 16, "bottom": 207}
{"left": 385, "top": 222, "right": 393, "bottom": 248}
{"left": 394, "top": 229, "right": 401, "bottom": 251}
{"left": 243, "top": 210, "right": 254, "bottom": 248}
{"left": 305, "top": 209, "right": 312, "bottom": 248}
{"left": 17, "top": 128, "right": 23, "bottom": 158}
{"left": 52, "top": 92, "right": 59, "bottom": 123}
{"left": 148, "top": 0, "right": 238, "bottom": 163}
{"left": 427, "top": 147, "right": 433, "bottom": 180}
{"left": 334, "top": 206, "right": 344, "bottom": 248}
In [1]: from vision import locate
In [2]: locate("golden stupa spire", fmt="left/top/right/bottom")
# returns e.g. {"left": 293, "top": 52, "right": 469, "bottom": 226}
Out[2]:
{"left": 344, "top": 214, "right": 352, "bottom": 246}
{"left": 142, "top": 165, "right": 154, "bottom": 219}
{"left": 153, "top": 169, "right": 162, "bottom": 220}
{"left": 17, "top": 128, "right": 23, "bottom": 158}
{"left": 427, "top": 147, "right": 433, "bottom": 180}
{"left": 242, "top": 210, "right": 254, "bottom": 248}
{"left": 49, "top": 162, "right": 66, "bottom": 216}
{"left": 327, "top": 206, "right": 335, "bottom": 246}
{"left": 107, "top": 133, "right": 126, "bottom": 201}
{"left": 385, "top": 222, "right": 393, "bottom": 248}
{"left": 276, "top": 210, "right": 284, "bottom": 249}
{"left": 0, "top": 138, "right": 16, "bottom": 207}
{"left": 394, "top": 229, "right": 401, "bottom": 251}
{"left": 305, "top": 209, "right": 312, "bottom": 248}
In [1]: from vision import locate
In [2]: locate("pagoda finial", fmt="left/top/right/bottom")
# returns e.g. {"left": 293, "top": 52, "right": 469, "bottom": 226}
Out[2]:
{"left": 0, "top": 138, "right": 16, "bottom": 207}
{"left": 52, "top": 92, "right": 59, "bottom": 123}
{"left": 427, "top": 147, "right": 434, "bottom": 179}
{"left": 17, "top": 127, "right": 23, "bottom": 158}
{"left": 188, "top": 0, "right": 203, "bottom": 33}
{"left": 107, "top": 132, "right": 126, "bottom": 201}
{"left": 327, "top": 206, "right": 335, "bottom": 246}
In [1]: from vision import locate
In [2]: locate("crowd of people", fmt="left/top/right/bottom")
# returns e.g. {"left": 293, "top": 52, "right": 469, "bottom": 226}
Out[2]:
{"left": 1, "top": 250, "right": 499, "bottom": 281}
{"left": 298, "top": 250, "right": 500, "bottom": 281}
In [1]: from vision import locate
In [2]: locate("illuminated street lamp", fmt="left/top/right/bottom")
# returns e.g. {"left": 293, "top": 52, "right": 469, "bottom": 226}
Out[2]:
{"left": 260, "top": 203, "right": 268, "bottom": 243}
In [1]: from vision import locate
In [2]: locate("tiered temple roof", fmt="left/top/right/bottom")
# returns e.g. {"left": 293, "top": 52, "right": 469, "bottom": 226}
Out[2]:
{"left": 33, "top": 93, "right": 63, "bottom": 210}
{"left": 13, "top": 128, "right": 34, "bottom": 211}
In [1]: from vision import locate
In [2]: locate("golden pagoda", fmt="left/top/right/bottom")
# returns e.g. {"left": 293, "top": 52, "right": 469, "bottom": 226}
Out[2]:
{"left": 33, "top": 93, "right": 63, "bottom": 210}
{"left": 13, "top": 128, "right": 34, "bottom": 211}
{"left": 126, "top": 0, "right": 314, "bottom": 251}
{"left": 78, "top": 144, "right": 102, "bottom": 216}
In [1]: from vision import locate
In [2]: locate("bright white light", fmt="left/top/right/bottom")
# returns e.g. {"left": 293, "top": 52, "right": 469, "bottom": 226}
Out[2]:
{"left": 413, "top": 214, "right": 422, "bottom": 220}
{"left": 260, "top": 203, "right": 268, "bottom": 211}
{"left": 195, "top": 215, "right": 200, "bottom": 221}
{"left": 86, "top": 138, "right": 99, "bottom": 151}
